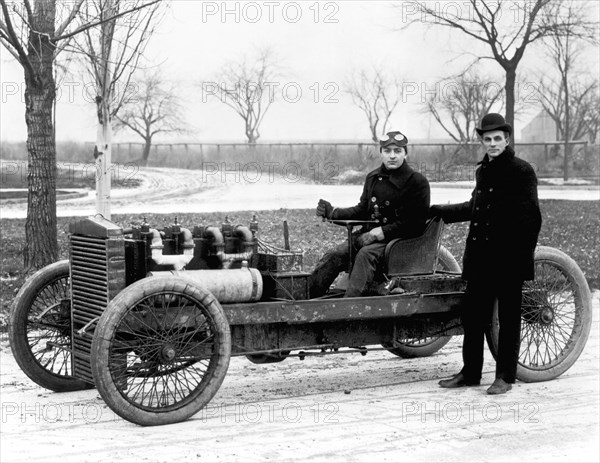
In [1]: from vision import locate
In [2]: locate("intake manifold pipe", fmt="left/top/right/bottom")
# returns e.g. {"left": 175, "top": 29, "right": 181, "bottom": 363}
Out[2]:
{"left": 233, "top": 225, "right": 255, "bottom": 253}
{"left": 149, "top": 228, "right": 195, "bottom": 270}
{"left": 203, "top": 225, "right": 254, "bottom": 269}
{"left": 180, "top": 227, "right": 195, "bottom": 255}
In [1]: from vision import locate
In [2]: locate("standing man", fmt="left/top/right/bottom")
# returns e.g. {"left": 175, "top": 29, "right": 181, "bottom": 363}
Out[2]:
{"left": 310, "top": 131, "right": 430, "bottom": 298}
{"left": 432, "top": 113, "right": 542, "bottom": 395}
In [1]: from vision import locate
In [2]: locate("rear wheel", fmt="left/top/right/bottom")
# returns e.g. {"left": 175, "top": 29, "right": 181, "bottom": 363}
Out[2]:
{"left": 92, "top": 277, "right": 231, "bottom": 426}
{"left": 383, "top": 246, "right": 459, "bottom": 358}
{"left": 9, "top": 260, "right": 91, "bottom": 391}
{"left": 486, "top": 246, "right": 592, "bottom": 382}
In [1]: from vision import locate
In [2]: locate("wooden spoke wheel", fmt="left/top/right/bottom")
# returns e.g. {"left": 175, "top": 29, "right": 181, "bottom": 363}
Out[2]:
{"left": 383, "top": 246, "right": 459, "bottom": 358}
{"left": 91, "top": 277, "right": 231, "bottom": 426}
{"left": 9, "top": 260, "right": 91, "bottom": 391}
{"left": 486, "top": 246, "right": 593, "bottom": 382}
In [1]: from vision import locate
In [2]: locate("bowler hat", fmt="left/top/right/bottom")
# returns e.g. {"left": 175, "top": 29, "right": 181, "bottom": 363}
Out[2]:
{"left": 380, "top": 131, "right": 408, "bottom": 149}
{"left": 476, "top": 113, "right": 512, "bottom": 136}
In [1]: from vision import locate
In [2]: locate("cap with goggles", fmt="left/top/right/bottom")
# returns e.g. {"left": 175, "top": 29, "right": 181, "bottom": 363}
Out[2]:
{"left": 379, "top": 131, "right": 408, "bottom": 149}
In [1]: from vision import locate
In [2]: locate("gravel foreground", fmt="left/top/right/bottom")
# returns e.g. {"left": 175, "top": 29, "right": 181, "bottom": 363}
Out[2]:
{"left": 0, "top": 292, "right": 598, "bottom": 462}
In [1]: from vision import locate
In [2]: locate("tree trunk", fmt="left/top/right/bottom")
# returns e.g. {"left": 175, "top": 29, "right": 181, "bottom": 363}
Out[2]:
{"left": 95, "top": 106, "right": 112, "bottom": 219}
{"left": 141, "top": 138, "right": 152, "bottom": 166}
{"left": 370, "top": 128, "right": 378, "bottom": 143}
{"left": 562, "top": 67, "right": 570, "bottom": 181}
{"left": 95, "top": 0, "right": 116, "bottom": 219}
{"left": 23, "top": 0, "right": 58, "bottom": 271}
{"left": 505, "top": 66, "right": 517, "bottom": 147}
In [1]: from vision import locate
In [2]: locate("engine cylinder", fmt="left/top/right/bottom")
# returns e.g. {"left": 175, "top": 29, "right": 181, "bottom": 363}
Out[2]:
{"left": 148, "top": 268, "right": 263, "bottom": 303}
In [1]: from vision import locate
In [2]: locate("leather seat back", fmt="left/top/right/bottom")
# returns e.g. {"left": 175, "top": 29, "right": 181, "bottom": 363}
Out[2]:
{"left": 384, "top": 217, "right": 444, "bottom": 276}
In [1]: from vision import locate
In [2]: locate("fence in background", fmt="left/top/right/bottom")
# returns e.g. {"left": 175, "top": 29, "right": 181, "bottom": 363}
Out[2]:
{"left": 1, "top": 140, "right": 598, "bottom": 183}
{"left": 111, "top": 140, "right": 599, "bottom": 183}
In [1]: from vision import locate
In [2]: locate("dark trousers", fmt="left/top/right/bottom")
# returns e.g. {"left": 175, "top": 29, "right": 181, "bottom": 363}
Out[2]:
{"left": 460, "top": 277, "right": 524, "bottom": 383}
{"left": 309, "top": 240, "right": 387, "bottom": 298}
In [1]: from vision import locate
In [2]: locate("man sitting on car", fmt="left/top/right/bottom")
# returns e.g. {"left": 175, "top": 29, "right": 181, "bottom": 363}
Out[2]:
{"left": 309, "top": 131, "right": 430, "bottom": 298}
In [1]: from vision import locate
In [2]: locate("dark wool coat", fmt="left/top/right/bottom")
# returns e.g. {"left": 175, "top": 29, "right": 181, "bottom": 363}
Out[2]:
{"left": 332, "top": 162, "right": 430, "bottom": 241}
{"left": 434, "top": 146, "right": 542, "bottom": 281}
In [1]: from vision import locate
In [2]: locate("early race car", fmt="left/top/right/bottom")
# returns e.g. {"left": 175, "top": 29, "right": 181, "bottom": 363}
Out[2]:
{"left": 9, "top": 214, "right": 592, "bottom": 426}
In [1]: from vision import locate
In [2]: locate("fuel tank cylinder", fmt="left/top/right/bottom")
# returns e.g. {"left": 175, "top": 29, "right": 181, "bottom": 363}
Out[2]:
{"left": 148, "top": 268, "right": 263, "bottom": 303}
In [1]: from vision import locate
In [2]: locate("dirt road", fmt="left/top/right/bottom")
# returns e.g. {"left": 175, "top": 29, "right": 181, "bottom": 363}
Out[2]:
{"left": 1, "top": 292, "right": 598, "bottom": 462}
{"left": 1, "top": 166, "right": 598, "bottom": 461}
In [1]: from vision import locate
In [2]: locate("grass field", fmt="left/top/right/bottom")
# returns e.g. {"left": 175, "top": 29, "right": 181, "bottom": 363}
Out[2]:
{"left": 0, "top": 199, "right": 598, "bottom": 328}
{"left": 0, "top": 163, "right": 142, "bottom": 190}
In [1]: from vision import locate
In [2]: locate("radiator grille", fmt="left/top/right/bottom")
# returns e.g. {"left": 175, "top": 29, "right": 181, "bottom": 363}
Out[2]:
{"left": 69, "top": 217, "right": 126, "bottom": 384}
{"left": 71, "top": 235, "right": 109, "bottom": 382}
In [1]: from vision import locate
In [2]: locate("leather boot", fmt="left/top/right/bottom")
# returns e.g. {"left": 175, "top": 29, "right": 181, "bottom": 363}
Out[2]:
{"left": 487, "top": 378, "right": 512, "bottom": 395}
{"left": 438, "top": 372, "right": 480, "bottom": 388}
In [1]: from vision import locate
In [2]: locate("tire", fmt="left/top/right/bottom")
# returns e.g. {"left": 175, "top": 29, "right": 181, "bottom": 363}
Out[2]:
{"left": 436, "top": 245, "right": 461, "bottom": 274}
{"left": 383, "top": 246, "right": 460, "bottom": 358}
{"left": 91, "top": 276, "right": 231, "bottom": 426}
{"left": 486, "top": 246, "right": 593, "bottom": 382}
{"left": 9, "top": 260, "right": 91, "bottom": 392}
{"left": 246, "top": 351, "right": 291, "bottom": 364}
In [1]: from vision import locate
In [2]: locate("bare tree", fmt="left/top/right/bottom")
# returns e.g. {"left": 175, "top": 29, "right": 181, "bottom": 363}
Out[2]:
{"left": 0, "top": 0, "right": 155, "bottom": 270}
{"left": 204, "top": 48, "right": 280, "bottom": 144}
{"left": 115, "top": 70, "right": 187, "bottom": 165}
{"left": 537, "top": 0, "right": 599, "bottom": 179}
{"left": 425, "top": 72, "right": 504, "bottom": 143}
{"left": 538, "top": 77, "right": 599, "bottom": 140}
{"left": 345, "top": 67, "right": 402, "bottom": 142}
{"left": 569, "top": 81, "right": 599, "bottom": 143}
{"left": 400, "top": 0, "right": 595, "bottom": 144}
{"left": 579, "top": 87, "right": 600, "bottom": 144}
{"left": 71, "top": 0, "right": 164, "bottom": 217}
{"left": 0, "top": 0, "right": 72, "bottom": 270}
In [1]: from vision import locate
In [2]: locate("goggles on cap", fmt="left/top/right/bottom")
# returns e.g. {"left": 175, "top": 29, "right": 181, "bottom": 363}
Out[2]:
{"left": 379, "top": 132, "right": 408, "bottom": 147}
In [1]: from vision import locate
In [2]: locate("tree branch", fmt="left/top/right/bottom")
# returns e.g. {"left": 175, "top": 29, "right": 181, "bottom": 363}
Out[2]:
{"left": 0, "top": 29, "right": 19, "bottom": 60}
{"left": 0, "top": 0, "right": 34, "bottom": 77}
{"left": 52, "top": 0, "right": 160, "bottom": 42}
{"left": 55, "top": 0, "right": 85, "bottom": 38}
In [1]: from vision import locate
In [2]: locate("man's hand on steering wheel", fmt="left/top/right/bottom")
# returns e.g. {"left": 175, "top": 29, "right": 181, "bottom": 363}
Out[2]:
{"left": 316, "top": 199, "right": 333, "bottom": 219}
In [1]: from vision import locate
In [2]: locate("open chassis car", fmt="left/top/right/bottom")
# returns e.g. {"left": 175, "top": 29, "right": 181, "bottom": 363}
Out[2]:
{"left": 9, "top": 215, "right": 593, "bottom": 426}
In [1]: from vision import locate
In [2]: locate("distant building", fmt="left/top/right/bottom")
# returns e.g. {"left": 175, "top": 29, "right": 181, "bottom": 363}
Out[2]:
{"left": 521, "top": 111, "right": 558, "bottom": 142}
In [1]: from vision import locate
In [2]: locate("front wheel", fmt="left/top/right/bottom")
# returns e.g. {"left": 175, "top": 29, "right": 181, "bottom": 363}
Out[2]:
{"left": 383, "top": 246, "right": 459, "bottom": 358}
{"left": 9, "top": 260, "right": 91, "bottom": 391}
{"left": 91, "top": 277, "right": 231, "bottom": 426}
{"left": 486, "top": 246, "right": 593, "bottom": 382}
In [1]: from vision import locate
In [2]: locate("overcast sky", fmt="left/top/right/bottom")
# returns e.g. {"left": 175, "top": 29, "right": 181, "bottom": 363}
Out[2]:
{"left": 1, "top": 1, "right": 599, "bottom": 143}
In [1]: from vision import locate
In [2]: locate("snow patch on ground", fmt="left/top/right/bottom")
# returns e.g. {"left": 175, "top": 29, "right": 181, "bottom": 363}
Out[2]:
{"left": 540, "top": 177, "right": 595, "bottom": 186}
{"left": 1, "top": 168, "right": 598, "bottom": 219}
